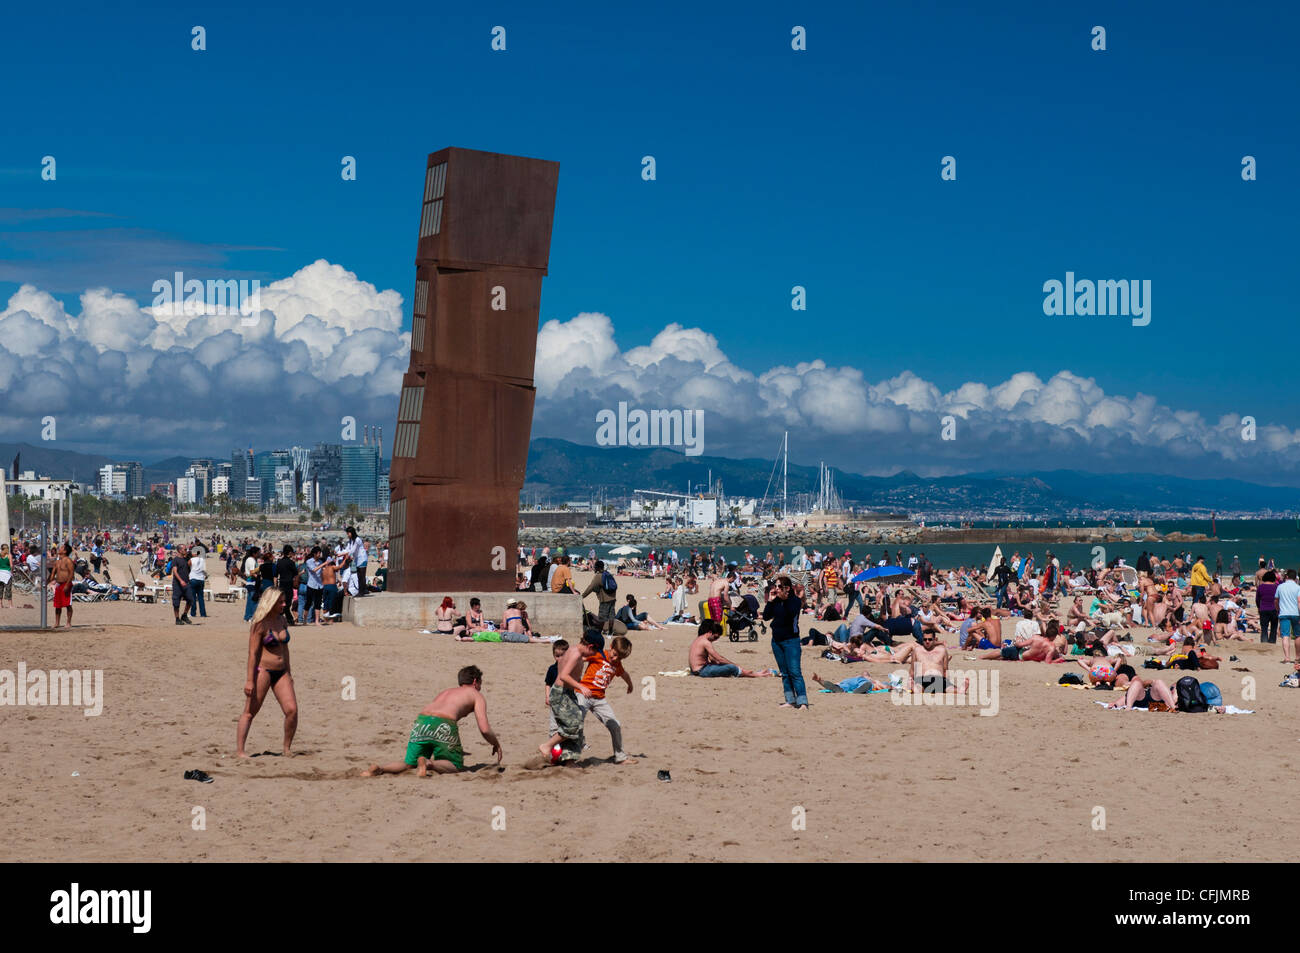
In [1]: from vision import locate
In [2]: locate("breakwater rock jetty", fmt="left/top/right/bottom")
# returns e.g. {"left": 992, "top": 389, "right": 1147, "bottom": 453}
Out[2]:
{"left": 517, "top": 525, "right": 1192, "bottom": 550}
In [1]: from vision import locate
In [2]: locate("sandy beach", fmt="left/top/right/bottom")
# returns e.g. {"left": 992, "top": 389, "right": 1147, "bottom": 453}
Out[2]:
{"left": 0, "top": 569, "right": 1292, "bottom": 863}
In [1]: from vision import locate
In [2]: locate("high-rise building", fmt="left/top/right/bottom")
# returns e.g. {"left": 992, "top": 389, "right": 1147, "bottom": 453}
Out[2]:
{"left": 177, "top": 476, "right": 199, "bottom": 505}
{"left": 308, "top": 443, "right": 342, "bottom": 509}
{"left": 188, "top": 459, "right": 213, "bottom": 500}
{"left": 230, "top": 448, "right": 251, "bottom": 500}
{"left": 212, "top": 475, "right": 230, "bottom": 498}
{"left": 254, "top": 450, "right": 291, "bottom": 507}
{"left": 98, "top": 464, "right": 127, "bottom": 498}
{"left": 340, "top": 444, "right": 379, "bottom": 509}
{"left": 244, "top": 477, "right": 263, "bottom": 509}
{"left": 116, "top": 461, "right": 144, "bottom": 498}
{"left": 275, "top": 466, "right": 296, "bottom": 508}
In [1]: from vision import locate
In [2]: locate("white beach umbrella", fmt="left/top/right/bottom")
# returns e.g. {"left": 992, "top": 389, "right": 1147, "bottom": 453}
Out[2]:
{"left": 609, "top": 545, "right": 642, "bottom": 556}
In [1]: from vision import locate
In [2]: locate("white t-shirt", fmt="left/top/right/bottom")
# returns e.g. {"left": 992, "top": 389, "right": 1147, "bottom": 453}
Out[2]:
{"left": 1276, "top": 580, "right": 1300, "bottom": 617}
{"left": 26, "top": 554, "right": 40, "bottom": 572}
{"left": 349, "top": 537, "right": 367, "bottom": 567}
{"left": 1014, "top": 619, "right": 1042, "bottom": 641}
{"left": 189, "top": 556, "right": 206, "bottom": 581}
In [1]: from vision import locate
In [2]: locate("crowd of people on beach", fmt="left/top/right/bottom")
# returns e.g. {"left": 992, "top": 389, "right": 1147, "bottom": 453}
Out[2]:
{"left": 12, "top": 526, "right": 1292, "bottom": 772}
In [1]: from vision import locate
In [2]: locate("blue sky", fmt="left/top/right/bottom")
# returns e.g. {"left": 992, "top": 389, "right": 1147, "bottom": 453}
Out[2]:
{"left": 1, "top": 0, "right": 1297, "bottom": 479}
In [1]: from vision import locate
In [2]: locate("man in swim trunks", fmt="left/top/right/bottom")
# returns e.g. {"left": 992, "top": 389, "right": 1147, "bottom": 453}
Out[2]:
{"left": 47, "top": 543, "right": 75, "bottom": 628}
{"left": 361, "top": 665, "right": 502, "bottom": 777}
{"left": 892, "top": 632, "right": 957, "bottom": 693}
{"left": 689, "top": 620, "right": 774, "bottom": 677}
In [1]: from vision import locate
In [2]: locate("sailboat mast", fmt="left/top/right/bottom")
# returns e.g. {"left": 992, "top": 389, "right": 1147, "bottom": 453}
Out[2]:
{"left": 782, "top": 431, "right": 788, "bottom": 517}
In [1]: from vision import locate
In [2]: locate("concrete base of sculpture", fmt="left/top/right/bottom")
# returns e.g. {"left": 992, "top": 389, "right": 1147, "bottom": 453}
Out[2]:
{"left": 343, "top": 591, "right": 585, "bottom": 639}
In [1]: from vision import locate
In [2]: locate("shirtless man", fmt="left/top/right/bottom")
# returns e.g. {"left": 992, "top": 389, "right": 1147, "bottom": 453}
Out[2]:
{"left": 976, "top": 617, "right": 1066, "bottom": 663}
{"left": 892, "top": 631, "right": 956, "bottom": 693}
{"left": 1066, "top": 596, "right": 1091, "bottom": 632}
{"left": 960, "top": 608, "right": 1001, "bottom": 650}
{"left": 689, "top": 620, "right": 771, "bottom": 677}
{"left": 1189, "top": 598, "right": 1212, "bottom": 641}
{"left": 362, "top": 665, "right": 502, "bottom": 777}
{"left": 47, "top": 543, "right": 75, "bottom": 628}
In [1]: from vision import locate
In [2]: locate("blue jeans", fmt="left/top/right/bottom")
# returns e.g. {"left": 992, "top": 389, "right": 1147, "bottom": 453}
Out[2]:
{"left": 996, "top": 585, "right": 1007, "bottom": 609}
{"left": 695, "top": 663, "right": 740, "bottom": 677}
{"left": 243, "top": 584, "right": 258, "bottom": 621}
{"left": 842, "top": 587, "right": 863, "bottom": 618}
{"left": 191, "top": 579, "right": 207, "bottom": 617}
{"left": 771, "top": 637, "right": 807, "bottom": 705}
{"left": 297, "top": 584, "right": 309, "bottom": 623}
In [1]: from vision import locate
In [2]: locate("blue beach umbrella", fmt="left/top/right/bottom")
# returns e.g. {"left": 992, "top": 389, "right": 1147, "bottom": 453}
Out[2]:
{"left": 850, "top": 566, "right": 914, "bottom": 584}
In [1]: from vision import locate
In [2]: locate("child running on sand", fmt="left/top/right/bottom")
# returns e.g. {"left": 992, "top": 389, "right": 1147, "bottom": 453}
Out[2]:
{"left": 362, "top": 666, "right": 502, "bottom": 777}
{"left": 577, "top": 635, "right": 638, "bottom": 765}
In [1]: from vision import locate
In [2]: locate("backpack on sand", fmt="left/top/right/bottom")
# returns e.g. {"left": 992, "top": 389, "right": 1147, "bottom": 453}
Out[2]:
{"left": 1175, "top": 675, "right": 1209, "bottom": 713}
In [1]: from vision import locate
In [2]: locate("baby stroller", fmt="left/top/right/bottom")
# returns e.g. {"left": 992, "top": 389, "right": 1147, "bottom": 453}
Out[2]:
{"left": 726, "top": 594, "right": 766, "bottom": 643}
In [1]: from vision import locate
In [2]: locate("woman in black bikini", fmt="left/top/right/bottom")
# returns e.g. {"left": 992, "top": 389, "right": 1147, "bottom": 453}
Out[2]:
{"left": 237, "top": 587, "right": 299, "bottom": 758}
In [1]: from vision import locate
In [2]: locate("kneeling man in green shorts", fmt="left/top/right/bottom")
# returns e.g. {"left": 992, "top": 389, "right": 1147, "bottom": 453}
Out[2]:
{"left": 362, "top": 665, "right": 502, "bottom": 777}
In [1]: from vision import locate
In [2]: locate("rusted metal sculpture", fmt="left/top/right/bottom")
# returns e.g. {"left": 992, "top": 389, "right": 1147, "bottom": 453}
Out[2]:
{"left": 387, "top": 147, "right": 559, "bottom": 592}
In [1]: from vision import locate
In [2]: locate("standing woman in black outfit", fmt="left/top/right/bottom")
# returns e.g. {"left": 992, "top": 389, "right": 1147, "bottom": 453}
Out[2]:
{"left": 763, "top": 575, "right": 807, "bottom": 709}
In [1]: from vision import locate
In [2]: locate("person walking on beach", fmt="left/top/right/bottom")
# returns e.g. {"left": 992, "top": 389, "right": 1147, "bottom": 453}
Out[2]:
{"left": 237, "top": 588, "right": 298, "bottom": 758}
{"left": 763, "top": 575, "right": 807, "bottom": 709}
{"left": 1277, "top": 570, "right": 1300, "bottom": 664}
{"left": 361, "top": 666, "right": 502, "bottom": 777}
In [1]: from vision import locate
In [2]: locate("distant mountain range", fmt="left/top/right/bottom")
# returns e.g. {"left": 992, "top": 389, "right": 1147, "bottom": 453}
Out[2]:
{"left": 523, "top": 438, "right": 1300, "bottom": 515}
{"left": 4, "top": 438, "right": 1297, "bottom": 515}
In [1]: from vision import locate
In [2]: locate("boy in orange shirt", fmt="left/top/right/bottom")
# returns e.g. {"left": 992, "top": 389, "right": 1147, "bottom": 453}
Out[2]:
{"left": 578, "top": 635, "right": 637, "bottom": 766}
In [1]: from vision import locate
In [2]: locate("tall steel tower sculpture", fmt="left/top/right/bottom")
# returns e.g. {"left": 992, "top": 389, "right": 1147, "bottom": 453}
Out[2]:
{"left": 387, "top": 148, "right": 560, "bottom": 592}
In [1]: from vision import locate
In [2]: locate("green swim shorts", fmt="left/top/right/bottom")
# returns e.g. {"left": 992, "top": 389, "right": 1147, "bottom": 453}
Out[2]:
{"left": 404, "top": 714, "right": 464, "bottom": 770}
{"left": 472, "top": 630, "right": 503, "bottom": 642}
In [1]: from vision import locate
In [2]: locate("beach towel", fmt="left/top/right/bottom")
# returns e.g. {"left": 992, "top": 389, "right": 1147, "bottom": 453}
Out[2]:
{"left": 658, "top": 669, "right": 691, "bottom": 677}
